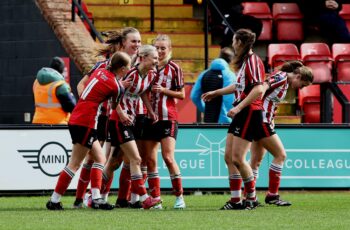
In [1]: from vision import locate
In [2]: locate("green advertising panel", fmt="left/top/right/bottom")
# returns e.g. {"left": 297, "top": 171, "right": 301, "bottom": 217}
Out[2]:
{"left": 112, "top": 126, "right": 350, "bottom": 189}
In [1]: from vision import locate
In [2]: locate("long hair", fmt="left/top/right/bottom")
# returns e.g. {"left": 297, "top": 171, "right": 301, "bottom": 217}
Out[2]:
{"left": 232, "top": 29, "right": 256, "bottom": 71}
{"left": 278, "top": 61, "right": 303, "bottom": 72}
{"left": 152, "top": 34, "right": 172, "bottom": 63}
{"left": 96, "top": 27, "right": 139, "bottom": 57}
{"left": 106, "top": 51, "right": 131, "bottom": 72}
{"left": 279, "top": 61, "right": 314, "bottom": 83}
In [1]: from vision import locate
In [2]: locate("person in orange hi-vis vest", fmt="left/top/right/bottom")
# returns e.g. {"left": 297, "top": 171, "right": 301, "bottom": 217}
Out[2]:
{"left": 32, "top": 57, "right": 76, "bottom": 124}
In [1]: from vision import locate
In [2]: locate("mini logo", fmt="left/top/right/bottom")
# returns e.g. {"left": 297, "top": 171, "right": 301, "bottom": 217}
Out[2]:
{"left": 18, "top": 142, "right": 71, "bottom": 177}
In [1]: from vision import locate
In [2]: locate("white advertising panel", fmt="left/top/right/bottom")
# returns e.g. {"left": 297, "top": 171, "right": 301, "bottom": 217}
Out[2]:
{"left": 0, "top": 129, "right": 80, "bottom": 190}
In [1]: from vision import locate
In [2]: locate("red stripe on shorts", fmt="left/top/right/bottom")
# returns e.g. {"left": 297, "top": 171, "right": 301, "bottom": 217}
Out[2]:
{"left": 241, "top": 108, "right": 253, "bottom": 139}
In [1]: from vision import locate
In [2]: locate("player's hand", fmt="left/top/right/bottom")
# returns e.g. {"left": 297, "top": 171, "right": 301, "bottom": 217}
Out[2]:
{"left": 325, "top": 0, "right": 338, "bottom": 10}
{"left": 148, "top": 111, "right": 158, "bottom": 124}
{"left": 118, "top": 111, "right": 133, "bottom": 126}
{"left": 202, "top": 91, "right": 217, "bottom": 102}
{"left": 227, "top": 107, "right": 241, "bottom": 118}
{"left": 151, "top": 83, "right": 164, "bottom": 93}
{"left": 120, "top": 78, "right": 132, "bottom": 89}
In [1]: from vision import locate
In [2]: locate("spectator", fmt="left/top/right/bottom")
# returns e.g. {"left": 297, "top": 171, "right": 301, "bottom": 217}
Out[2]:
{"left": 191, "top": 47, "right": 236, "bottom": 123}
{"left": 301, "top": 0, "right": 350, "bottom": 43}
{"left": 207, "top": 1, "right": 263, "bottom": 47}
{"left": 32, "top": 57, "right": 76, "bottom": 125}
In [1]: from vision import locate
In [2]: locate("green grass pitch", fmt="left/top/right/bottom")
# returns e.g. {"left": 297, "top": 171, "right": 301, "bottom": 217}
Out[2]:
{"left": 0, "top": 191, "right": 349, "bottom": 230}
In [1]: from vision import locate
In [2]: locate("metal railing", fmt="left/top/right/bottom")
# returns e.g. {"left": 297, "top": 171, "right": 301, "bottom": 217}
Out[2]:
{"left": 321, "top": 82, "right": 350, "bottom": 123}
{"left": 202, "top": 0, "right": 234, "bottom": 69}
{"left": 71, "top": 0, "right": 104, "bottom": 43}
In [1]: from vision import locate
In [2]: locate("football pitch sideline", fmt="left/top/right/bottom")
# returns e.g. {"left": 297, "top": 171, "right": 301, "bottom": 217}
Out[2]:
{"left": 0, "top": 191, "right": 349, "bottom": 230}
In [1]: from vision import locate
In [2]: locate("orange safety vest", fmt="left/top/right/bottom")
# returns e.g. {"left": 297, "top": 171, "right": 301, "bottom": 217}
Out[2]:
{"left": 32, "top": 79, "right": 70, "bottom": 124}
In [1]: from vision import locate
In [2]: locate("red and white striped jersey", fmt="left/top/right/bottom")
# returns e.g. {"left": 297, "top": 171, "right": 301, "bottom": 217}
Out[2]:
{"left": 69, "top": 69, "right": 123, "bottom": 129}
{"left": 87, "top": 59, "right": 109, "bottom": 76}
{"left": 234, "top": 53, "right": 265, "bottom": 110}
{"left": 151, "top": 61, "right": 184, "bottom": 121}
{"left": 85, "top": 59, "right": 110, "bottom": 117}
{"left": 263, "top": 71, "right": 289, "bottom": 123}
{"left": 120, "top": 66, "right": 156, "bottom": 119}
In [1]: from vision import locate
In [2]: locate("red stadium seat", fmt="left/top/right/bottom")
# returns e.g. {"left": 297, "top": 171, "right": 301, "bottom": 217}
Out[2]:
{"left": 300, "top": 43, "right": 333, "bottom": 83}
{"left": 272, "top": 3, "right": 304, "bottom": 41}
{"left": 298, "top": 85, "right": 321, "bottom": 123}
{"left": 332, "top": 43, "right": 350, "bottom": 82}
{"left": 242, "top": 2, "right": 273, "bottom": 41}
{"left": 339, "top": 4, "right": 350, "bottom": 32}
{"left": 268, "top": 43, "right": 300, "bottom": 71}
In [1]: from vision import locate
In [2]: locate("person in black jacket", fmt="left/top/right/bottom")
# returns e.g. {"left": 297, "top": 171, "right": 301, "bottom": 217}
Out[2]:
{"left": 301, "top": 0, "right": 350, "bottom": 43}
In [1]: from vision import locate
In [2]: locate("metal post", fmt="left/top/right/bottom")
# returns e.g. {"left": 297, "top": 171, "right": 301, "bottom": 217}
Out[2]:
{"left": 204, "top": 0, "right": 208, "bottom": 69}
{"left": 71, "top": 0, "right": 104, "bottom": 43}
{"left": 150, "top": 0, "right": 154, "bottom": 32}
{"left": 78, "top": 0, "right": 81, "bottom": 17}
{"left": 320, "top": 83, "right": 332, "bottom": 123}
{"left": 71, "top": 0, "right": 75, "bottom": 22}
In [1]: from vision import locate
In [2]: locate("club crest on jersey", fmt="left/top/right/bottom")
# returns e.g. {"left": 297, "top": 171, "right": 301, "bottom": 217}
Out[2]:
{"left": 273, "top": 73, "right": 285, "bottom": 82}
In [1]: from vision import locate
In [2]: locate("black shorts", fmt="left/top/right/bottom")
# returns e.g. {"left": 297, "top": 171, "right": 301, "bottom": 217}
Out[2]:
{"left": 97, "top": 115, "right": 108, "bottom": 141}
{"left": 228, "top": 107, "right": 267, "bottom": 142}
{"left": 143, "top": 120, "right": 178, "bottom": 142}
{"left": 115, "top": 121, "right": 136, "bottom": 144}
{"left": 134, "top": 115, "right": 148, "bottom": 140}
{"left": 260, "top": 122, "right": 276, "bottom": 138}
{"left": 107, "top": 119, "right": 119, "bottom": 147}
{"left": 68, "top": 125, "right": 97, "bottom": 149}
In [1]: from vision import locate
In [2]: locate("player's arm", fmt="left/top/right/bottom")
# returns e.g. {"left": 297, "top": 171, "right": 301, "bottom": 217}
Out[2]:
{"left": 227, "top": 84, "right": 264, "bottom": 118}
{"left": 202, "top": 84, "right": 237, "bottom": 102}
{"left": 151, "top": 84, "right": 185, "bottom": 100}
{"left": 141, "top": 91, "right": 158, "bottom": 123}
{"left": 77, "top": 75, "right": 89, "bottom": 97}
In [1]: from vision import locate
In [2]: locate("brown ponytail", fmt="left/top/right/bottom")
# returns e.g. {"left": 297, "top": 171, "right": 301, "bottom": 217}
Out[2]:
{"left": 232, "top": 29, "right": 256, "bottom": 71}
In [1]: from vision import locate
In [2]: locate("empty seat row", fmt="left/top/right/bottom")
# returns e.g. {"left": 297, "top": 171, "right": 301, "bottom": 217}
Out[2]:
{"left": 268, "top": 43, "right": 350, "bottom": 83}
{"left": 242, "top": 2, "right": 303, "bottom": 41}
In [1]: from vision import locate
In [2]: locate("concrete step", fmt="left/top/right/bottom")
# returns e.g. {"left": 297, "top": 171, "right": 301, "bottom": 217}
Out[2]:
{"left": 94, "top": 18, "right": 203, "bottom": 32}
{"left": 85, "top": 0, "right": 183, "bottom": 5}
{"left": 175, "top": 60, "right": 207, "bottom": 83}
{"left": 172, "top": 45, "right": 220, "bottom": 60}
{"left": 175, "top": 59, "right": 207, "bottom": 74}
{"left": 141, "top": 32, "right": 211, "bottom": 46}
{"left": 87, "top": 4, "right": 193, "bottom": 18}
{"left": 183, "top": 72, "right": 202, "bottom": 83}
{"left": 284, "top": 88, "right": 297, "bottom": 103}
{"left": 274, "top": 115, "right": 301, "bottom": 124}
{"left": 275, "top": 101, "right": 296, "bottom": 116}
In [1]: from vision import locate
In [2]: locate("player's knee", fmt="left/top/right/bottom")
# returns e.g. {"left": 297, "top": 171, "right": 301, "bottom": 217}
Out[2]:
{"left": 130, "top": 156, "right": 142, "bottom": 166}
{"left": 275, "top": 151, "right": 287, "bottom": 163}
{"left": 224, "top": 154, "right": 231, "bottom": 165}
{"left": 232, "top": 157, "right": 244, "bottom": 169}
{"left": 147, "top": 158, "right": 157, "bottom": 171}
{"left": 163, "top": 155, "right": 175, "bottom": 166}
